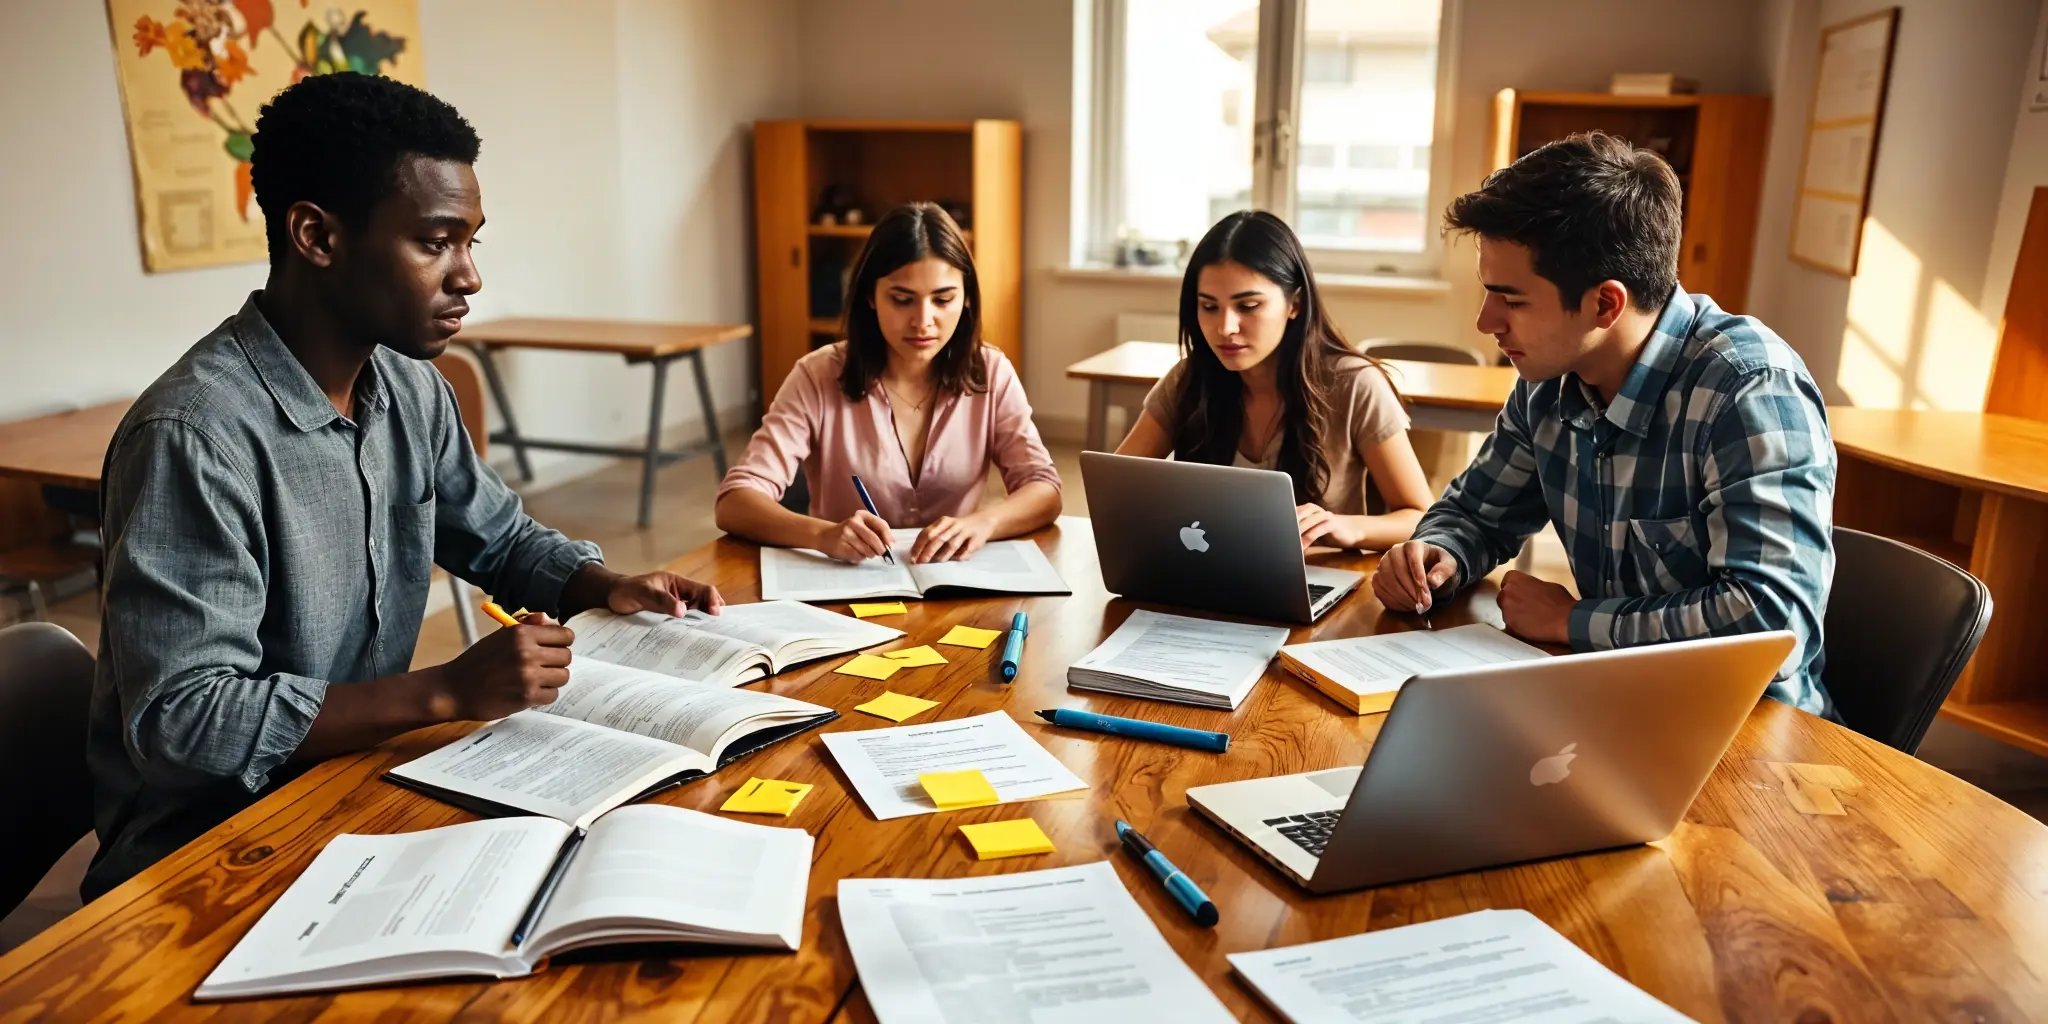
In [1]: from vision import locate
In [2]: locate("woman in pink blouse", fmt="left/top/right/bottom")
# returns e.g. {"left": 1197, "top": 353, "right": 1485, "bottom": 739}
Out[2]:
{"left": 716, "top": 203, "right": 1062, "bottom": 563}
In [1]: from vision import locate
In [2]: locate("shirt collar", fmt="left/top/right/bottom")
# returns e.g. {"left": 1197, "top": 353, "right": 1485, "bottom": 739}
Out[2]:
{"left": 1558, "top": 286, "right": 1695, "bottom": 438}
{"left": 231, "top": 292, "right": 389, "bottom": 432}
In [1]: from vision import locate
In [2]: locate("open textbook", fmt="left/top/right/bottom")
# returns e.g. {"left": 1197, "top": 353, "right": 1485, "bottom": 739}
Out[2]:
{"left": 760, "top": 534, "right": 1070, "bottom": 602}
{"left": 1067, "top": 609, "right": 1292, "bottom": 709}
{"left": 196, "top": 806, "right": 811, "bottom": 1000}
{"left": 840, "top": 861, "right": 1234, "bottom": 1023}
{"left": 566, "top": 599, "right": 903, "bottom": 687}
{"left": 389, "top": 658, "right": 838, "bottom": 828}
{"left": 1227, "top": 908, "right": 1689, "bottom": 1023}
{"left": 1278, "top": 624, "right": 1546, "bottom": 714}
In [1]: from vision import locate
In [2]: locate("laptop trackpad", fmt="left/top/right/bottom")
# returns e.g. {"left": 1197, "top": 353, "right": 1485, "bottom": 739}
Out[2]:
{"left": 1308, "top": 767, "right": 1361, "bottom": 800}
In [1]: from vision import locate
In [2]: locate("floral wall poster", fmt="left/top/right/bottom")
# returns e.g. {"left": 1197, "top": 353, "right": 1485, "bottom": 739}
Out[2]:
{"left": 105, "top": 1, "right": 425, "bottom": 272}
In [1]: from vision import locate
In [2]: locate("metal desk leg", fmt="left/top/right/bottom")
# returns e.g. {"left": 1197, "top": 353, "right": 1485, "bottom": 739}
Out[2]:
{"left": 688, "top": 349, "right": 727, "bottom": 477}
{"left": 467, "top": 342, "right": 534, "bottom": 482}
{"left": 1086, "top": 382, "right": 1111, "bottom": 452}
{"left": 639, "top": 357, "right": 673, "bottom": 528}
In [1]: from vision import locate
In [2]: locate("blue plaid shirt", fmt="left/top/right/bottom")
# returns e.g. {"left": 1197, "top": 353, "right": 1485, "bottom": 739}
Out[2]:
{"left": 1414, "top": 288, "right": 1836, "bottom": 716}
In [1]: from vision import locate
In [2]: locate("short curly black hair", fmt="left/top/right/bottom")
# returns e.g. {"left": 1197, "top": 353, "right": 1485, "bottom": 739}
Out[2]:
{"left": 250, "top": 72, "right": 480, "bottom": 268}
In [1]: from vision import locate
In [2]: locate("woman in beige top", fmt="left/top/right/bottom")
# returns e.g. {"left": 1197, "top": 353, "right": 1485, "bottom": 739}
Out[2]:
{"left": 1117, "top": 211, "right": 1434, "bottom": 550}
{"left": 717, "top": 203, "right": 1062, "bottom": 563}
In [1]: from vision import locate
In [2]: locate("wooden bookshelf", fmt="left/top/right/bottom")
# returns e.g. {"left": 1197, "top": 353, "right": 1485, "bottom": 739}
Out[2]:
{"left": 752, "top": 118, "right": 1022, "bottom": 403}
{"left": 1490, "top": 89, "right": 1770, "bottom": 311}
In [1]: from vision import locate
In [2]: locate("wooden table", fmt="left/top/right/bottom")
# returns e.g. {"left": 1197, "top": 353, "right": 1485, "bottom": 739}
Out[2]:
{"left": 454, "top": 318, "right": 754, "bottom": 527}
{"left": 1829, "top": 406, "right": 2048, "bottom": 757}
{"left": 5, "top": 523, "right": 2045, "bottom": 1021}
{"left": 0, "top": 401, "right": 131, "bottom": 491}
{"left": 1064, "top": 340, "right": 1520, "bottom": 450}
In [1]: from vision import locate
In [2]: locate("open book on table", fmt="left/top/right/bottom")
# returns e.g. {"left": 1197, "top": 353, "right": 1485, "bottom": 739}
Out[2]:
{"left": 195, "top": 806, "right": 811, "bottom": 999}
{"left": 1277, "top": 623, "right": 1547, "bottom": 714}
{"left": 565, "top": 599, "right": 903, "bottom": 686}
{"left": 759, "top": 533, "right": 1070, "bottom": 602}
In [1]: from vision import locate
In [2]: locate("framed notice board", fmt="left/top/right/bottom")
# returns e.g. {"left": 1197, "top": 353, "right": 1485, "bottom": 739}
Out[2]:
{"left": 1789, "top": 7, "right": 1898, "bottom": 277}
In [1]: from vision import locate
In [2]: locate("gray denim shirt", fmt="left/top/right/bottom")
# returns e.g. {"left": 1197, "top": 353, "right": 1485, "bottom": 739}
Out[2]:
{"left": 84, "top": 294, "right": 600, "bottom": 898}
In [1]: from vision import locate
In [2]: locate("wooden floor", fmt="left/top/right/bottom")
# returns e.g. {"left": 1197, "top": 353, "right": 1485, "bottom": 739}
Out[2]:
{"left": 7, "top": 439, "right": 2047, "bottom": 956}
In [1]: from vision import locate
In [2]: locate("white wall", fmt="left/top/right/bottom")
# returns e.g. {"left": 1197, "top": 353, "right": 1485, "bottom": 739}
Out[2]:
{"left": 789, "top": 0, "right": 1774, "bottom": 438}
{"left": 1748, "top": 0, "right": 2039, "bottom": 410}
{"left": 0, "top": 0, "right": 798, "bottom": 474}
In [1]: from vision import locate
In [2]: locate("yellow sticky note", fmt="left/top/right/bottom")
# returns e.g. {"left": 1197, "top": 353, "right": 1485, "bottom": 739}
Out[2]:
{"left": 938, "top": 625, "right": 1004, "bottom": 649}
{"left": 920, "top": 769, "right": 1000, "bottom": 810}
{"left": 719, "top": 777, "right": 813, "bottom": 817}
{"left": 850, "top": 601, "right": 909, "bottom": 618}
{"left": 836, "top": 654, "right": 904, "bottom": 680}
{"left": 883, "top": 645, "right": 949, "bottom": 667}
{"left": 855, "top": 690, "right": 941, "bottom": 723}
{"left": 959, "top": 818, "right": 1057, "bottom": 860}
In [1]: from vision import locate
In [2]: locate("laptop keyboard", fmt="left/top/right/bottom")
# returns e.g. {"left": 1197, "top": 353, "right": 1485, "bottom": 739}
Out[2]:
{"left": 1307, "top": 583, "right": 1335, "bottom": 605}
{"left": 1265, "top": 810, "right": 1342, "bottom": 857}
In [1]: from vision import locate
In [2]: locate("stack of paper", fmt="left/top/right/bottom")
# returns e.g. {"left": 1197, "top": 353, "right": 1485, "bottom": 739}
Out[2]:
{"left": 820, "top": 711, "right": 1086, "bottom": 819}
{"left": 841, "top": 862, "right": 1234, "bottom": 1023}
{"left": 1227, "top": 908, "right": 1691, "bottom": 1023}
{"left": 1278, "top": 624, "right": 1546, "bottom": 714}
{"left": 1067, "top": 609, "right": 1291, "bottom": 709}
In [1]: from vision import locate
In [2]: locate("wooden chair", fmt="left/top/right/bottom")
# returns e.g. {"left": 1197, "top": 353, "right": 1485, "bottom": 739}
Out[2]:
{"left": 1824, "top": 528, "right": 1993, "bottom": 754}
{"left": 433, "top": 350, "right": 490, "bottom": 646}
{"left": 0, "top": 622, "right": 94, "bottom": 921}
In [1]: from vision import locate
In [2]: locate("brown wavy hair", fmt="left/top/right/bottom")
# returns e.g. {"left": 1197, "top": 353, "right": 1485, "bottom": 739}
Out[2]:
{"left": 1169, "top": 210, "right": 1393, "bottom": 504}
{"left": 838, "top": 202, "right": 988, "bottom": 401}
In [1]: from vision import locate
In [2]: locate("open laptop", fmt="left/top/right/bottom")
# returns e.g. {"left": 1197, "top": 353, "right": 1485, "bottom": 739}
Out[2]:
{"left": 1080, "top": 452, "right": 1361, "bottom": 624}
{"left": 1188, "top": 631, "right": 1796, "bottom": 893}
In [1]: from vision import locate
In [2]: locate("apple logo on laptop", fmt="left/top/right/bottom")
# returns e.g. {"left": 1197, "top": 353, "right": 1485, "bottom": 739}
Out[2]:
{"left": 1179, "top": 521, "right": 1210, "bottom": 553}
{"left": 1529, "top": 743, "right": 1577, "bottom": 786}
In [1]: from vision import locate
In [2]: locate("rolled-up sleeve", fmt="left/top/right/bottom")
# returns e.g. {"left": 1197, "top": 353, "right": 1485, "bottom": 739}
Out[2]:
{"left": 984, "top": 350, "right": 1062, "bottom": 495}
{"left": 100, "top": 418, "right": 326, "bottom": 793}
{"left": 426, "top": 375, "right": 600, "bottom": 613}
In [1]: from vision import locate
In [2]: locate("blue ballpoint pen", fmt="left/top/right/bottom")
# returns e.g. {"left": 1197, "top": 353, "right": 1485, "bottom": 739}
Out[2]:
{"left": 1000, "top": 612, "right": 1028, "bottom": 681}
{"left": 848, "top": 474, "right": 896, "bottom": 565}
{"left": 1116, "top": 820, "right": 1219, "bottom": 927}
{"left": 1035, "top": 707, "right": 1230, "bottom": 753}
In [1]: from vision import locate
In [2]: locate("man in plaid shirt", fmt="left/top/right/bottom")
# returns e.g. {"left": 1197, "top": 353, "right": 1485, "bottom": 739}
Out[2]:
{"left": 1372, "top": 132, "right": 1836, "bottom": 717}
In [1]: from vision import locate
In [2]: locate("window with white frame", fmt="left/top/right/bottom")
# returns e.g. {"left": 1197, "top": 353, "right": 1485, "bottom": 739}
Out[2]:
{"left": 1085, "top": 0, "right": 1451, "bottom": 274}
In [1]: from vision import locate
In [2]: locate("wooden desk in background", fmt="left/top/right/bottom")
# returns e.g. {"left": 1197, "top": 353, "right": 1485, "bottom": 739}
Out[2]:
{"left": 3, "top": 523, "right": 2042, "bottom": 1021}
{"left": 1065, "top": 340, "right": 1519, "bottom": 450}
{"left": 1830, "top": 407, "right": 2048, "bottom": 757}
{"left": 454, "top": 318, "right": 753, "bottom": 528}
{"left": 0, "top": 401, "right": 131, "bottom": 491}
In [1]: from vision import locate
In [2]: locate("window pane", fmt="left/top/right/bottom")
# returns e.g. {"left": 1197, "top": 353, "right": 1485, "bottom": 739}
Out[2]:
{"left": 1118, "top": 0, "right": 1259, "bottom": 248}
{"left": 1293, "top": 0, "right": 1440, "bottom": 253}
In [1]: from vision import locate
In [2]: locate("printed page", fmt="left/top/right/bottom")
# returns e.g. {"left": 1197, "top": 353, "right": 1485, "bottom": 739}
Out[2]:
{"left": 1227, "top": 909, "right": 1691, "bottom": 1023}
{"left": 388, "top": 712, "right": 694, "bottom": 826}
{"left": 904, "top": 537, "right": 1069, "bottom": 595}
{"left": 839, "top": 861, "right": 1235, "bottom": 1024}
{"left": 691, "top": 600, "right": 904, "bottom": 666}
{"left": 759, "top": 545, "right": 920, "bottom": 601}
{"left": 1284, "top": 624, "right": 1546, "bottom": 689}
{"left": 566, "top": 610, "right": 759, "bottom": 685}
{"left": 819, "top": 711, "right": 1087, "bottom": 820}
{"left": 532, "top": 805, "right": 812, "bottom": 954}
{"left": 537, "top": 659, "right": 827, "bottom": 757}
{"left": 195, "top": 817, "right": 568, "bottom": 998}
{"left": 1071, "top": 609, "right": 1291, "bottom": 700}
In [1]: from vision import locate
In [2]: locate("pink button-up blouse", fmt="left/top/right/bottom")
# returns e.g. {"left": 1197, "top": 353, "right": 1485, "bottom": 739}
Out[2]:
{"left": 717, "top": 343, "right": 1062, "bottom": 527}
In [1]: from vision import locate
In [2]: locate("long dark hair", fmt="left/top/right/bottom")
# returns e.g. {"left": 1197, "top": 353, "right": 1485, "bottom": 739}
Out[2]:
{"left": 839, "top": 202, "right": 988, "bottom": 401}
{"left": 1169, "top": 210, "right": 1388, "bottom": 504}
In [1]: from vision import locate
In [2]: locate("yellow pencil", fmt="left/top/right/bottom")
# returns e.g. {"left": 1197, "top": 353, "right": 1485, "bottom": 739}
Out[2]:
{"left": 481, "top": 600, "right": 520, "bottom": 628}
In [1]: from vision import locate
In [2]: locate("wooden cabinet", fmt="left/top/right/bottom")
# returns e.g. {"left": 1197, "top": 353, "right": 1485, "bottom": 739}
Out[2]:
{"left": 1489, "top": 90, "right": 1771, "bottom": 311}
{"left": 750, "top": 119, "right": 1023, "bottom": 405}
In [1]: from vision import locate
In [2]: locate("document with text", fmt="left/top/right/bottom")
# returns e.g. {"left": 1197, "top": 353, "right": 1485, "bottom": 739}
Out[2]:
{"left": 1067, "top": 609, "right": 1292, "bottom": 709}
{"left": 1278, "top": 623, "right": 1547, "bottom": 714}
{"left": 819, "top": 711, "right": 1086, "bottom": 820}
{"left": 760, "top": 534, "right": 1069, "bottom": 602}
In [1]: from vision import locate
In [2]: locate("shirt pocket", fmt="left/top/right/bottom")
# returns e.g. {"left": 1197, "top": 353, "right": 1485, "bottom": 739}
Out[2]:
{"left": 390, "top": 496, "right": 438, "bottom": 582}
{"left": 1622, "top": 515, "right": 1709, "bottom": 595}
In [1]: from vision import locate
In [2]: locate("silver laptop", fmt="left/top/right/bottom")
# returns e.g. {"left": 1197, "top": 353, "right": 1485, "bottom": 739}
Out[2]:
{"left": 1188, "top": 631, "right": 1795, "bottom": 893}
{"left": 1080, "top": 452, "right": 1361, "bottom": 624}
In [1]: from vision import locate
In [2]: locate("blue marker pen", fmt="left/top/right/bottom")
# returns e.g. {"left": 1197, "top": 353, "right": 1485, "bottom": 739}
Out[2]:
{"left": 1000, "top": 612, "right": 1028, "bottom": 681}
{"left": 1116, "top": 820, "right": 1219, "bottom": 927}
{"left": 1035, "top": 707, "right": 1229, "bottom": 753}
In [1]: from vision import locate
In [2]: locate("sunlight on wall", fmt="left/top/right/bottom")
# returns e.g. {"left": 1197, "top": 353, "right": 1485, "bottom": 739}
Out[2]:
{"left": 1837, "top": 219, "right": 1998, "bottom": 410}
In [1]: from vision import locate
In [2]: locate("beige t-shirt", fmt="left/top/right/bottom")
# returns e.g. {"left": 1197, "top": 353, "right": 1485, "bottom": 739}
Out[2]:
{"left": 1141, "top": 353, "right": 1409, "bottom": 515}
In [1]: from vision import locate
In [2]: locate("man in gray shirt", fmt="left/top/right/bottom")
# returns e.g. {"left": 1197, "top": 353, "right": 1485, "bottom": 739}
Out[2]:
{"left": 84, "top": 73, "right": 724, "bottom": 898}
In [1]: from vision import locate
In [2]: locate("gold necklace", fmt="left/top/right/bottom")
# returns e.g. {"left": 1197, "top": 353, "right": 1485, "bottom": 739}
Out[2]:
{"left": 881, "top": 378, "right": 933, "bottom": 412}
